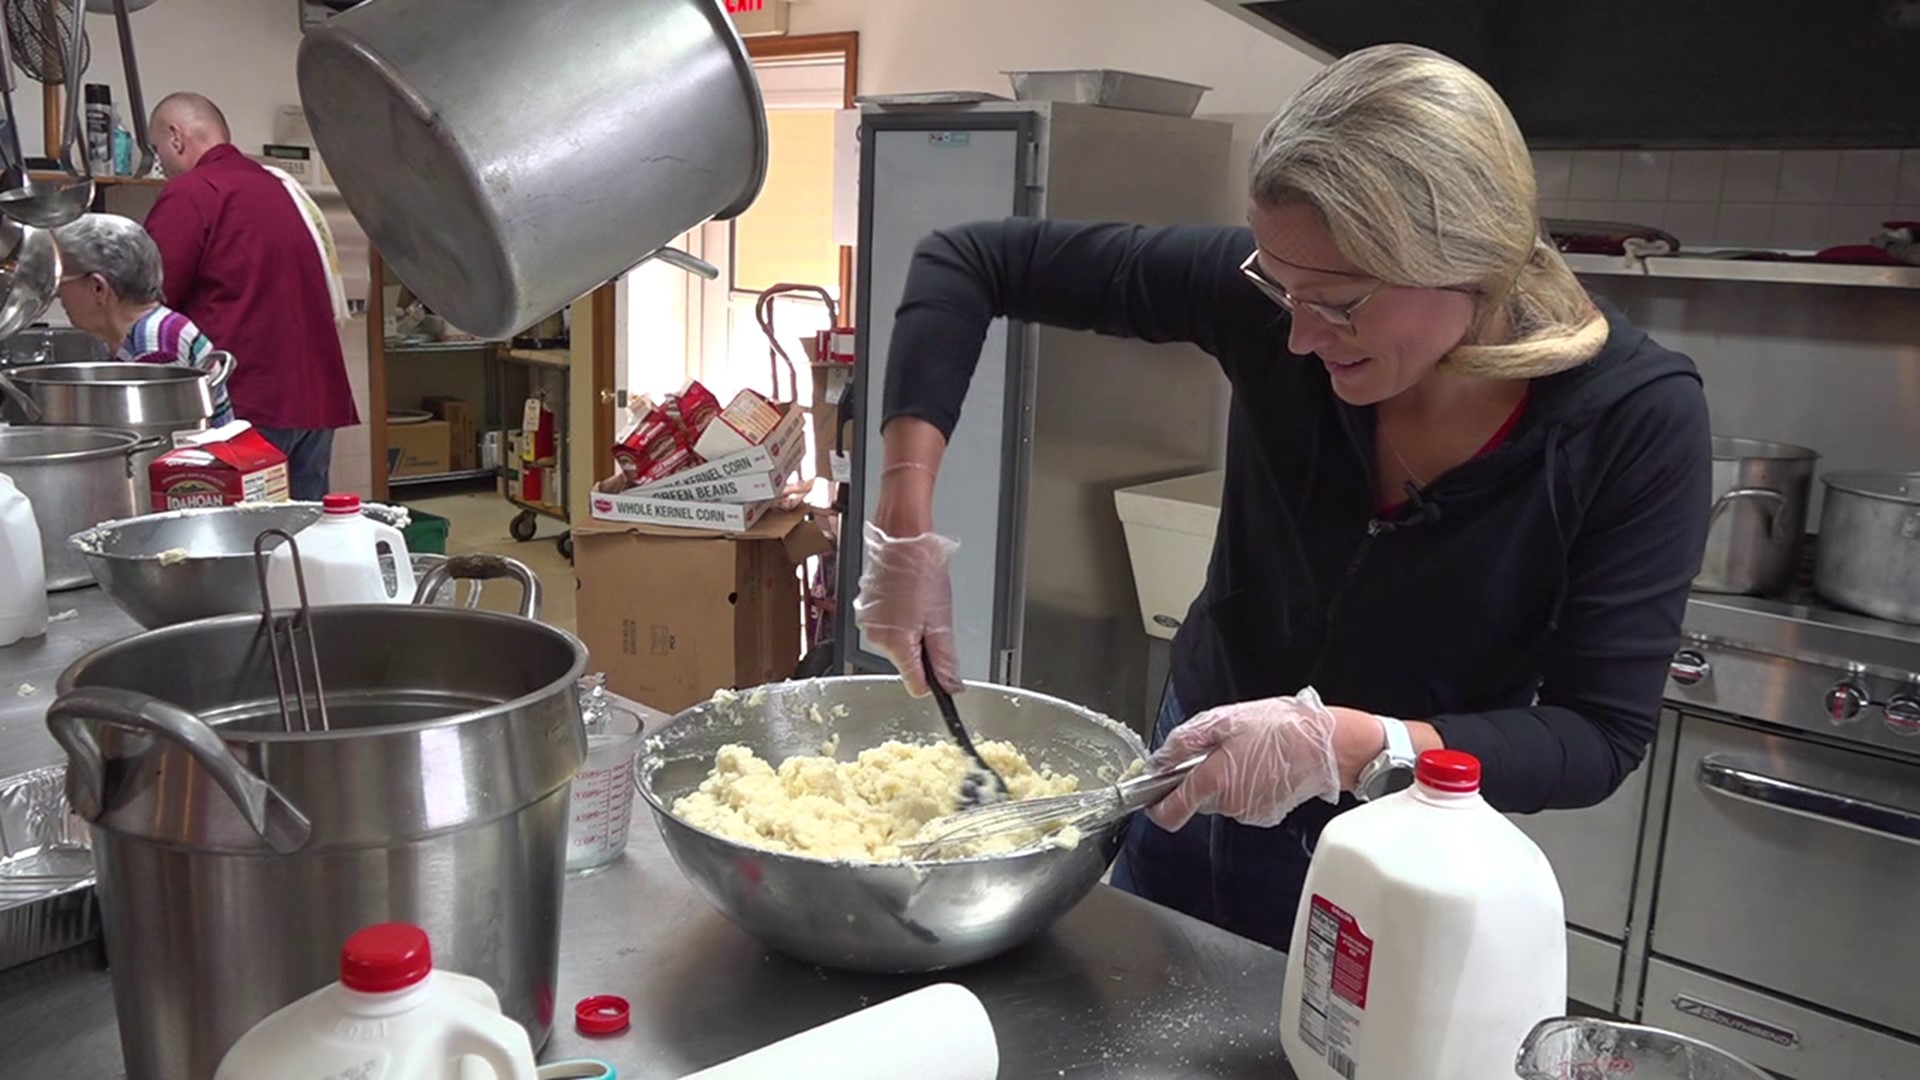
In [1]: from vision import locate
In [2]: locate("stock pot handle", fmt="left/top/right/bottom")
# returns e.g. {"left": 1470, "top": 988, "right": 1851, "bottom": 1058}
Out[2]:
{"left": 638, "top": 246, "right": 720, "bottom": 281}
{"left": 1708, "top": 487, "right": 1787, "bottom": 539}
{"left": 202, "top": 350, "right": 236, "bottom": 391}
{"left": 413, "top": 552, "right": 541, "bottom": 618}
{"left": 0, "top": 370, "right": 41, "bottom": 420}
{"left": 46, "top": 686, "right": 313, "bottom": 854}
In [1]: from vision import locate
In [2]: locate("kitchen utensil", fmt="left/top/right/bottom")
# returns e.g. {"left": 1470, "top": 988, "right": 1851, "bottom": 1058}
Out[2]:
{"left": 388, "top": 409, "right": 431, "bottom": 425}
{"left": 0, "top": 425, "right": 156, "bottom": 589}
{"left": 0, "top": 356, "right": 230, "bottom": 436}
{"left": 637, "top": 675, "right": 1147, "bottom": 973}
{"left": 0, "top": 323, "right": 109, "bottom": 366}
{"left": 103, "top": 0, "right": 153, "bottom": 178}
{"left": 397, "top": 551, "right": 482, "bottom": 608}
{"left": 1003, "top": 69, "right": 1210, "bottom": 117}
{"left": 1514, "top": 1016, "right": 1772, "bottom": 1079}
{"left": 69, "top": 500, "right": 412, "bottom": 628}
{"left": 902, "top": 754, "right": 1207, "bottom": 860}
{"left": 3, "top": 0, "right": 86, "bottom": 86}
{"left": 923, "top": 642, "right": 1007, "bottom": 808}
{"left": 1814, "top": 471, "right": 1920, "bottom": 624}
{"left": 0, "top": 0, "right": 92, "bottom": 227}
{"left": 296, "top": 0, "right": 767, "bottom": 340}
{"left": 1693, "top": 436, "right": 1816, "bottom": 596}
{"left": 0, "top": 223, "right": 58, "bottom": 338}
{"left": 565, "top": 701, "right": 642, "bottom": 874}
{"left": 252, "top": 528, "right": 330, "bottom": 732}
{"left": 0, "top": 764, "right": 96, "bottom": 972}
{"left": 47, "top": 554, "right": 586, "bottom": 1079}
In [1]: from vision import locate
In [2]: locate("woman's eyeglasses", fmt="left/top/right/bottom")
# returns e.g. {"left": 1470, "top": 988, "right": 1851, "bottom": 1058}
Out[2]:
{"left": 1239, "top": 250, "right": 1383, "bottom": 331}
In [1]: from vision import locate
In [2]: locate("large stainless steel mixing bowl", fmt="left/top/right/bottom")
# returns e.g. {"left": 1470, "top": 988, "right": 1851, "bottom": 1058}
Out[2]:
{"left": 69, "top": 501, "right": 410, "bottom": 627}
{"left": 638, "top": 676, "right": 1148, "bottom": 973}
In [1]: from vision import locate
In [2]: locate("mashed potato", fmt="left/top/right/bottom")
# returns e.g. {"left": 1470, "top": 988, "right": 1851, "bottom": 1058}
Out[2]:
{"left": 672, "top": 739, "right": 1081, "bottom": 862}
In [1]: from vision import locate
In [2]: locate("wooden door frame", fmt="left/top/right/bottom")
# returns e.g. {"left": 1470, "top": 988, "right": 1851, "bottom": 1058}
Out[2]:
{"left": 745, "top": 31, "right": 859, "bottom": 323}
{"left": 366, "top": 249, "right": 392, "bottom": 501}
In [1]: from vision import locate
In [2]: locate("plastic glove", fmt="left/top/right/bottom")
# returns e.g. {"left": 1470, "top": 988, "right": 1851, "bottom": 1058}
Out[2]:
{"left": 1146, "top": 686, "right": 1342, "bottom": 831}
{"left": 852, "top": 522, "right": 961, "bottom": 697}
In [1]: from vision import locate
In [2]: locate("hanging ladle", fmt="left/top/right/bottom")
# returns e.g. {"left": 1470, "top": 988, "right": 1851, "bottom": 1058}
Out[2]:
{"left": 0, "top": 0, "right": 95, "bottom": 228}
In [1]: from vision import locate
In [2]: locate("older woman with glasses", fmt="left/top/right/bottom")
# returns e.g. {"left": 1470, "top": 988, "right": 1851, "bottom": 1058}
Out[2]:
{"left": 52, "top": 213, "right": 233, "bottom": 426}
{"left": 855, "top": 44, "right": 1712, "bottom": 948}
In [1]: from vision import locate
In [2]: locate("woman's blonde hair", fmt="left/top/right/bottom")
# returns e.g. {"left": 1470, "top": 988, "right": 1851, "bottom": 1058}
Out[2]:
{"left": 1249, "top": 43, "right": 1606, "bottom": 378}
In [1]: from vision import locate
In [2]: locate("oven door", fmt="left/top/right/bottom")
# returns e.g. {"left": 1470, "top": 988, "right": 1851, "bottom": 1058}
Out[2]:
{"left": 1654, "top": 712, "right": 1920, "bottom": 1039}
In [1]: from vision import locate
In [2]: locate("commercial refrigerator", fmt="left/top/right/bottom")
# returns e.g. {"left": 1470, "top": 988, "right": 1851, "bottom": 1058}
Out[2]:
{"left": 838, "top": 101, "right": 1233, "bottom": 731}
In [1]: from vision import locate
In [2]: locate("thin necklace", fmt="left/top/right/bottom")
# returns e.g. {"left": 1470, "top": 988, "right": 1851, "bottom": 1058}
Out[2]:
{"left": 1380, "top": 425, "right": 1425, "bottom": 488}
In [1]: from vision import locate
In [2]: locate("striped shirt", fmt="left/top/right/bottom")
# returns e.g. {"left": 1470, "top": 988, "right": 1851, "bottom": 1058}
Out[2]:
{"left": 117, "top": 305, "right": 233, "bottom": 425}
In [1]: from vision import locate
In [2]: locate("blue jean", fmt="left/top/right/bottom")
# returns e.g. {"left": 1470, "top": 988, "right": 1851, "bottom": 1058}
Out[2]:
{"left": 256, "top": 427, "right": 336, "bottom": 501}
{"left": 1109, "top": 685, "right": 1323, "bottom": 950}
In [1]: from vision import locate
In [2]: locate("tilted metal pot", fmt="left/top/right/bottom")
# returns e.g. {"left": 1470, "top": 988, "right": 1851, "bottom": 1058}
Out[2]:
{"left": 0, "top": 426, "right": 160, "bottom": 589}
{"left": 47, "top": 556, "right": 587, "bottom": 1080}
{"left": 296, "top": 0, "right": 766, "bottom": 340}
{"left": 1814, "top": 471, "right": 1920, "bottom": 624}
{"left": 1693, "top": 436, "right": 1818, "bottom": 596}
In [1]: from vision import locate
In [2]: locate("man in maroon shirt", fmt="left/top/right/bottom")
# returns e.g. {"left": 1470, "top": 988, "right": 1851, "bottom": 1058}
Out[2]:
{"left": 145, "top": 92, "right": 359, "bottom": 499}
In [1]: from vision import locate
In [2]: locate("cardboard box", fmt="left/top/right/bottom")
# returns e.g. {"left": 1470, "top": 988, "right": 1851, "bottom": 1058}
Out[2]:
{"left": 628, "top": 422, "right": 806, "bottom": 506}
{"left": 809, "top": 360, "right": 854, "bottom": 478}
{"left": 423, "top": 396, "right": 477, "bottom": 471}
{"left": 387, "top": 420, "right": 452, "bottom": 479}
{"left": 574, "top": 510, "right": 833, "bottom": 713}
{"left": 149, "top": 423, "right": 289, "bottom": 510}
{"left": 633, "top": 404, "right": 805, "bottom": 497}
{"left": 587, "top": 489, "right": 774, "bottom": 533}
{"left": 695, "top": 388, "right": 784, "bottom": 461}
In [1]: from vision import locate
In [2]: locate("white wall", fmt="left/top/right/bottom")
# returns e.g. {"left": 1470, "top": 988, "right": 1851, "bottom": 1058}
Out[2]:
{"left": 787, "top": 0, "right": 1327, "bottom": 221}
{"left": 14, "top": 0, "right": 303, "bottom": 162}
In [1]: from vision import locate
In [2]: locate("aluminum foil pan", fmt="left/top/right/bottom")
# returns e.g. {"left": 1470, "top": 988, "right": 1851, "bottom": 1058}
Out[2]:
{"left": 0, "top": 765, "right": 97, "bottom": 972}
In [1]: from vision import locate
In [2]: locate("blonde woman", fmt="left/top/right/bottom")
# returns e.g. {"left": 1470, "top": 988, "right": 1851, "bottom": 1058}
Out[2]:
{"left": 855, "top": 44, "right": 1712, "bottom": 947}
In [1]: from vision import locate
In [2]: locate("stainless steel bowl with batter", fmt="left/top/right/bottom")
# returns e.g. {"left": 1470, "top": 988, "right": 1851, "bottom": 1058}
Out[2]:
{"left": 637, "top": 676, "right": 1149, "bottom": 974}
{"left": 69, "top": 501, "right": 412, "bottom": 628}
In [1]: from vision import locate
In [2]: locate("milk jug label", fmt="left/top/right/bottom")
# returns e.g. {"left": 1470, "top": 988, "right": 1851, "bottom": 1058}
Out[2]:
{"left": 1300, "top": 894, "right": 1373, "bottom": 1078}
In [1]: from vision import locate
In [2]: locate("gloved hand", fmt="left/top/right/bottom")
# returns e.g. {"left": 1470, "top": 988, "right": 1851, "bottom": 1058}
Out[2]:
{"left": 852, "top": 522, "right": 961, "bottom": 697}
{"left": 1146, "top": 686, "right": 1342, "bottom": 831}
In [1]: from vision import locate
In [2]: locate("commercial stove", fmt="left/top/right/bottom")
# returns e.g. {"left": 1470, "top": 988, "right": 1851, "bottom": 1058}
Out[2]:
{"left": 1515, "top": 551, "right": 1920, "bottom": 1079}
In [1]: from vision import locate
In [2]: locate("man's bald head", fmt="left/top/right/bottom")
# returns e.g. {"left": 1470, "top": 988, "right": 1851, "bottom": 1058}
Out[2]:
{"left": 150, "top": 93, "right": 231, "bottom": 178}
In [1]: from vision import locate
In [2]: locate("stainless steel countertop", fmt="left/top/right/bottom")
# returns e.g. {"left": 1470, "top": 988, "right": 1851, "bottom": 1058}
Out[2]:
{"left": 1684, "top": 590, "right": 1920, "bottom": 676}
{"left": 0, "top": 765, "right": 1295, "bottom": 1078}
{"left": 0, "top": 586, "right": 140, "bottom": 774}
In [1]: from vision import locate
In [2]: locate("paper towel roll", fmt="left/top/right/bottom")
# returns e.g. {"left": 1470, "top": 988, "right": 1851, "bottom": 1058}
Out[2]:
{"left": 678, "top": 983, "right": 998, "bottom": 1080}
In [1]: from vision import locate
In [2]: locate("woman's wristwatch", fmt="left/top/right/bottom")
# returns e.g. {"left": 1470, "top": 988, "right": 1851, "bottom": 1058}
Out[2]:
{"left": 1354, "top": 715, "right": 1417, "bottom": 801}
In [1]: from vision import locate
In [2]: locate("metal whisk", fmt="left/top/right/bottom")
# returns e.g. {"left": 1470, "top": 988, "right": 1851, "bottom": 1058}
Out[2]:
{"left": 252, "top": 528, "right": 331, "bottom": 733}
{"left": 902, "top": 754, "right": 1208, "bottom": 860}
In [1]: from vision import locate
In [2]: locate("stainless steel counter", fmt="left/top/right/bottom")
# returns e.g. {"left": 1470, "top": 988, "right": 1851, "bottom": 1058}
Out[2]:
{"left": 0, "top": 586, "right": 140, "bottom": 774}
{"left": 0, "top": 798, "right": 1295, "bottom": 1078}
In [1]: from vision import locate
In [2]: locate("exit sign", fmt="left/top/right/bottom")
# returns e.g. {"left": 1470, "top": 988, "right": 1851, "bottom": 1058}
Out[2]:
{"left": 727, "top": 0, "right": 789, "bottom": 37}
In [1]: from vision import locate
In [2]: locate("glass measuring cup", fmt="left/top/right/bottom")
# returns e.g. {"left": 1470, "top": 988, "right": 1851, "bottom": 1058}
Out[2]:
{"left": 1515, "top": 1017, "right": 1773, "bottom": 1080}
{"left": 565, "top": 703, "right": 644, "bottom": 875}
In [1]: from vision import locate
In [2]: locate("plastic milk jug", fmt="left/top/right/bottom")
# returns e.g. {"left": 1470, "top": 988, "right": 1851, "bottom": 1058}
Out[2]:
{"left": 266, "top": 492, "right": 414, "bottom": 605}
{"left": 0, "top": 472, "right": 48, "bottom": 646}
{"left": 213, "top": 922, "right": 537, "bottom": 1080}
{"left": 1281, "top": 749, "right": 1567, "bottom": 1079}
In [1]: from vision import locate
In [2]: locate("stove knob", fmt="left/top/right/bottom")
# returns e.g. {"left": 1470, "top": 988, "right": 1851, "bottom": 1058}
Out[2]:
{"left": 1669, "top": 650, "right": 1711, "bottom": 687}
{"left": 1884, "top": 695, "right": 1920, "bottom": 737}
{"left": 1825, "top": 681, "right": 1869, "bottom": 724}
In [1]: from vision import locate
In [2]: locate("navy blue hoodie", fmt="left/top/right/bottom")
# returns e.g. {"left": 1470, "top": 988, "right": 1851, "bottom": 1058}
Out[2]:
{"left": 883, "top": 219, "right": 1712, "bottom": 947}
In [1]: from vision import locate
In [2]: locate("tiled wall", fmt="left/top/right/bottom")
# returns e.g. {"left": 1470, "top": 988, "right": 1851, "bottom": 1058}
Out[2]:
{"left": 1534, "top": 148, "right": 1920, "bottom": 252}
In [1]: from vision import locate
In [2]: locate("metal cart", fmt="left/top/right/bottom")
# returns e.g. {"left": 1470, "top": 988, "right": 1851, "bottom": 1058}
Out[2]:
{"left": 497, "top": 348, "right": 573, "bottom": 560}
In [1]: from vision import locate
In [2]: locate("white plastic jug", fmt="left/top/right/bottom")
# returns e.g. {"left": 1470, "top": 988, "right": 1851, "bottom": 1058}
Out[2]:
{"left": 1281, "top": 749, "right": 1567, "bottom": 1080}
{"left": 0, "top": 471, "right": 48, "bottom": 646}
{"left": 266, "top": 493, "right": 414, "bottom": 606}
{"left": 214, "top": 922, "right": 537, "bottom": 1080}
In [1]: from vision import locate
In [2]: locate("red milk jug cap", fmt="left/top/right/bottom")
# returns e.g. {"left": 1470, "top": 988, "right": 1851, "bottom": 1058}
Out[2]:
{"left": 322, "top": 493, "right": 362, "bottom": 514}
{"left": 1415, "top": 749, "right": 1482, "bottom": 793}
{"left": 340, "top": 922, "right": 433, "bottom": 992}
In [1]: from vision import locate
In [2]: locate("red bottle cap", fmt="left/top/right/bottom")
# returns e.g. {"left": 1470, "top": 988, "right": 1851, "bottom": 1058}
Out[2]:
{"left": 1415, "top": 749, "right": 1482, "bottom": 793}
{"left": 322, "top": 493, "right": 362, "bottom": 515}
{"left": 340, "top": 923, "right": 433, "bottom": 993}
{"left": 575, "top": 994, "right": 631, "bottom": 1036}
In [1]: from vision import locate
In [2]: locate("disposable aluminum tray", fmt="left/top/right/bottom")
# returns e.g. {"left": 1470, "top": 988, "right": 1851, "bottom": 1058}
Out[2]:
{"left": 1003, "top": 69, "right": 1210, "bottom": 117}
{"left": 0, "top": 765, "right": 96, "bottom": 972}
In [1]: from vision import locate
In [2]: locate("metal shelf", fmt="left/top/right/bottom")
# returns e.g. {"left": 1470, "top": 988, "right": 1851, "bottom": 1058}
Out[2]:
{"left": 385, "top": 339, "right": 507, "bottom": 355}
{"left": 1564, "top": 252, "right": 1920, "bottom": 290}
{"left": 502, "top": 348, "right": 571, "bottom": 369}
{"left": 388, "top": 467, "right": 498, "bottom": 487}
